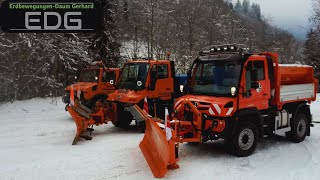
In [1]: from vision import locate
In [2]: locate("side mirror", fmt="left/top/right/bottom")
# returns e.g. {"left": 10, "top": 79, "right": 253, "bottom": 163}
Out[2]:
{"left": 187, "top": 69, "right": 192, "bottom": 81}
{"left": 150, "top": 68, "right": 157, "bottom": 91}
{"left": 75, "top": 76, "right": 78, "bottom": 80}
{"left": 187, "top": 69, "right": 191, "bottom": 78}
{"left": 150, "top": 68, "right": 157, "bottom": 80}
{"left": 245, "top": 90, "right": 252, "bottom": 97}
{"left": 251, "top": 82, "right": 262, "bottom": 93}
{"left": 251, "top": 81, "right": 260, "bottom": 89}
{"left": 250, "top": 69, "right": 258, "bottom": 81}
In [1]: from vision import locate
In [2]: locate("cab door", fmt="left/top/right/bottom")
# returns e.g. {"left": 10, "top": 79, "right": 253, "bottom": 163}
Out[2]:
{"left": 239, "top": 59, "right": 271, "bottom": 110}
{"left": 149, "top": 63, "right": 173, "bottom": 100}
{"left": 101, "top": 70, "right": 116, "bottom": 93}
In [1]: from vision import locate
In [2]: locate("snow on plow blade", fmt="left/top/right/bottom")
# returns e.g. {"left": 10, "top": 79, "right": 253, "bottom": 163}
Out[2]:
{"left": 66, "top": 103, "right": 96, "bottom": 145}
{"left": 134, "top": 105, "right": 179, "bottom": 178}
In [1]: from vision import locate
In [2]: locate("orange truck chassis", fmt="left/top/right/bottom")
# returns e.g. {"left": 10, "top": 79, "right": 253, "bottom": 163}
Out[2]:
{"left": 139, "top": 45, "right": 318, "bottom": 178}
{"left": 63, "top": 61, "right": 119, "bottom": 109}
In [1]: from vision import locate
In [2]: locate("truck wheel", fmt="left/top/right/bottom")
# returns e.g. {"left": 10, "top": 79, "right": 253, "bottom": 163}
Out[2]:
{"left": 286, "top": 113, "right": 308, "bottom": 143}
{"left": 136, "top": 121, "right": 146, "bottom": 133}
{"left": 231, "top": 122, "right": 258, "bottom": 157}
{"left": 112, "top": 106, "right": 133, "bottom": 128}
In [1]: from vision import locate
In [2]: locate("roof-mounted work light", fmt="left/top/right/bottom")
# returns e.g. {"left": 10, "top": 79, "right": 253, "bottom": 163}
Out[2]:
{"left": 199, "top": 44, "right": 248, "bottom": 56}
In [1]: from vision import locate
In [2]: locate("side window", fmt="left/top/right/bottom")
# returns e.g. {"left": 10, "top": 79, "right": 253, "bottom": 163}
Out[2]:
{"left": 245, "top": 60, "right": 265, "bottom": 91}
{"left": 102, "top": 71, "right": 116, "bottom": 82}
{"left": 253, "top": 61, "right": 265, "bottom": 81}
{"left": 195, "top": 64, "right": 203, "bottom": 81}
{"left": 157, "top": 64, "right": 168, "bottom": 79}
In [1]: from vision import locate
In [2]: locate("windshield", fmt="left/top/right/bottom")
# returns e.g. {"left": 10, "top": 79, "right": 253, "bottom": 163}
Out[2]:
{"left": 190, "top": 60, "right": 242, "bottom": 96}
{"left": 79, "top": 69, "right": 100, "bottom": 82}
{"left": 117, "top": 63, "right": 150, "bottom": 90}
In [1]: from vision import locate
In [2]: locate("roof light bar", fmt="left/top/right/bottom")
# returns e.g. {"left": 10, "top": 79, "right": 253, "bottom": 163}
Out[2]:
{"left": 200, "top": 44, "right": 248, "bottom": 56}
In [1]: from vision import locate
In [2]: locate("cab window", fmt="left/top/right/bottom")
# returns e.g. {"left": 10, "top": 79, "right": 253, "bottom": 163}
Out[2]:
{"left": 157, "top": 64, "right": 168, "bottom": 79}
{"left": 254, "top": 61, "right": 265, "bottom": 80}
{"left": 102, "top": 71, "right": 116, "bottom": 82}
{"left": 245, "top": 60, "right": 265, "bottom": 90}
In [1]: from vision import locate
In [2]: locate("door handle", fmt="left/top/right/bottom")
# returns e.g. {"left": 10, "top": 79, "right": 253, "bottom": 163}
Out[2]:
{"left": 263, "top": 93, "right": 268, "bottom": 96}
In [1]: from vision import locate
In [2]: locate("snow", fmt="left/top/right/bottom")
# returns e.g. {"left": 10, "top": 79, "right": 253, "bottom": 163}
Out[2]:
{"left": 279, "top": 64, "right": 312, "bottom": 68}
{"left": 1, "top": 96, "right": 320, "bottom": 180}
{"left": 120, "top": 41, "right": 149, "bottom": 59}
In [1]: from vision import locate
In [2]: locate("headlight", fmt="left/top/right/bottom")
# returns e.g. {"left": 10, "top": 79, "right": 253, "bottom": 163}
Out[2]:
{"left": 180, "top": 85, "right": 184, "bottom": 92}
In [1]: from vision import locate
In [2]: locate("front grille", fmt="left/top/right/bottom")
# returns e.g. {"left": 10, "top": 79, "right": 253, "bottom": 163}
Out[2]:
{"left": 191, "top": 101, "right": 210, "bottom": 111}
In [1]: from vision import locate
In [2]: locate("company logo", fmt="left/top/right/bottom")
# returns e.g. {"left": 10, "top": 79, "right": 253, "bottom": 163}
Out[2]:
{"left": 0, "top": 0, "right": 102, "bottom": 32}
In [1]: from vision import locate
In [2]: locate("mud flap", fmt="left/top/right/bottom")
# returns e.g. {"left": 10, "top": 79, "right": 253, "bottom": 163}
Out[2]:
{"left": 139, "top": 115, "right": 179, "bottom": 178}
{"left": 67, "top": 106, "right": 95, "bottom": 145}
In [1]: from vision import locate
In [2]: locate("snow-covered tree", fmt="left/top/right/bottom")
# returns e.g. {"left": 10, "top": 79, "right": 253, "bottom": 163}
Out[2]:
{"left": 89, "top": 0, "right": 121, "bottom": 67}
{"left": 235, "top": 0, "right": 242, "bottom": 13}
{"left": 0, "top": 0, "right": 304, "bottom": 102}
{"left": 305, "top": 0, "right": 320, "bottom": 80}
{"left": 242, "top": 0, "right": 250, "bottom": 15}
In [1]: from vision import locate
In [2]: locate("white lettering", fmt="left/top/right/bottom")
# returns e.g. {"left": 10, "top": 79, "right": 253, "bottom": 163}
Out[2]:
{"left": 64, "top": 12, "right": 82, "bottom": 30}
{"left": 25, "top": 12, "right": 41, "bottom": 30}
{"left": 44, "top": 12, "right": 61, "bottom": 30}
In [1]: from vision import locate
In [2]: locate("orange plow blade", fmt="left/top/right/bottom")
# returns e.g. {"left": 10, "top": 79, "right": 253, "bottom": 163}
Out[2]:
{"left": 67, "top": 105, "right": 96, "bottom": 145}
{"left": 139, "top": 109, "right": 179, "bottom": 178}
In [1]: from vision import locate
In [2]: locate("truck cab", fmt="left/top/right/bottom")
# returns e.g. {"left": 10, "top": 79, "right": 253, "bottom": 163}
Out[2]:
{"left": 63, "top": 62, "right": 120, "bottom": 108}
{"left": 107, "top": 60, "right": 179, "bottom": 128}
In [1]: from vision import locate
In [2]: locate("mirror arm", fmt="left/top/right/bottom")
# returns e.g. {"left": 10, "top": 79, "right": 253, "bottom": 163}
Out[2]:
{"left": 239, "top": 85, "right": 246, "bottom": 98}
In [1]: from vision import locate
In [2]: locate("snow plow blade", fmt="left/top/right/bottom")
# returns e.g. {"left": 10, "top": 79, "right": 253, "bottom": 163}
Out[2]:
{"left": 137, "top": 105, "right": 179, "bottom": 178}
{"left": 66, "top": 103, "right": 98, "bottom": 145}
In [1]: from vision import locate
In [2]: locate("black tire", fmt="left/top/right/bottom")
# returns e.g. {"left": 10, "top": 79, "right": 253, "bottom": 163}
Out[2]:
{"left": 286, "top": 113, "right": 308, "bottom": 143}
{"left": 136, "top": 121, "right": 146, "bottom": 133}
{"left": 231, "top": 122, "right": 258, "bottom": 157}
{"left": 112, "top": 105, "right": 133, "bottom": 128}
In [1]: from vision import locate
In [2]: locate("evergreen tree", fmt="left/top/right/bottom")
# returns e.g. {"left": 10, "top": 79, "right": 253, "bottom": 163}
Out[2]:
{"left": 256, "top": 4, "right": 261, "bottom": 20}
{"left": 242, "top": 0, "right": 250, "bottom": 15}
{"left": 250, "top": 3, "right": 261, "bottom": 21}
{"left": 235, "top": 0, "right": 242, "bottom": 13}
{"left": 89, "top": 0, "right": 121, "bottom": 67}
{"left": 229, "top": 2, "right": 234, "bottom": 10}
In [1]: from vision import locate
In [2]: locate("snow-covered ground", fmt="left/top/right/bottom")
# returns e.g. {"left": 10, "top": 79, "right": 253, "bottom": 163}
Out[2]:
{"left": 0, "top": 96, "right": 320, "bottom": 180}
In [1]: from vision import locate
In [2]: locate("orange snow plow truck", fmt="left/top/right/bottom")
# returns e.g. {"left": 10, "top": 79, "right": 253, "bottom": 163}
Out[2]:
{"left": 139, "top": 45, "right": 318, "bottom": 178}
{"left": 63, "top": 61, "right": 120, "bottom": 109}
{"left": 67, "top": 59, "right": 181, "bottom": 145}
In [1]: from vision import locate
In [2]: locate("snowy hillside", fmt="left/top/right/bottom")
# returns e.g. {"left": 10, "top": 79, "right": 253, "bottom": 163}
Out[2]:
{"left": 0, "top": 96, "right": 320, "bottom": 180}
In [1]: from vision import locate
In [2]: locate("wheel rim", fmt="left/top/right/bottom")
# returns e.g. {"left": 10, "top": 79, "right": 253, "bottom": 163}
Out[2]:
{"left": 238, "top": 128, "right": 254, "bottom": 151}
{"left": 297, "top": 118, "right": 306, "bottom": 138}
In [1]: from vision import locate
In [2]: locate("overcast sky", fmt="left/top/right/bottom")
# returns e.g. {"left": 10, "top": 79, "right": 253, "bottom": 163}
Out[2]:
{"left": 233, "top": 0, "right": 314, "bottom": 40}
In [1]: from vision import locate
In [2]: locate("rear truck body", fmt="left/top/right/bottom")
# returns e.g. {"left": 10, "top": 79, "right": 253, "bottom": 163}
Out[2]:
{"left": 66, "top": 59, "right": 185, "bottom": 144}
{"left": 63, "top": 61, "right": 120, "bottom": 108}
{"left": 139, "top": 44, "right": 318, "bottom": 178}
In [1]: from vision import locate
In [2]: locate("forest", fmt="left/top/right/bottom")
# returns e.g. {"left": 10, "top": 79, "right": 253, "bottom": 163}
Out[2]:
{"left": 0, "top": 0, "right": 317, "bottom": 102}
